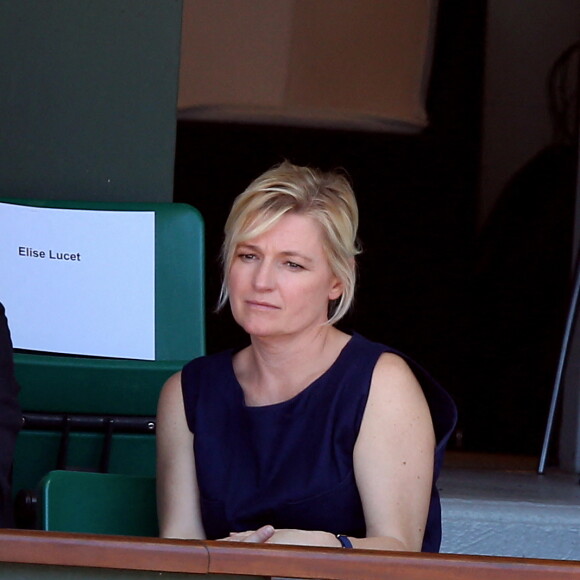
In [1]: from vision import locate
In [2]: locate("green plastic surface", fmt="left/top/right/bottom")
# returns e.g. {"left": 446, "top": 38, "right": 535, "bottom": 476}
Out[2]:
{"left": 3, "top": 198, "right": 205, "bottom": 413}
{"left": 12, "top": 432, "right": 156, "bottom": 502}
{"left": 14, "top": 357, "right": 183, "bottom": 416}
{"left": 1, "top": 199, "right": 205, "bottom": 493}
{"left": 2, "top": 198, "right": 205, "bottom": 365}
{"left": 39, "top": 471, "right": 158, "bottom": 536}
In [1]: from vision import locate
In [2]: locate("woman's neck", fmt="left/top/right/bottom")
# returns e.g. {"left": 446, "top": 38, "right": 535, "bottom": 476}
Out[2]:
{"left": 235, "top": 326, "right": 349, "bottom": 406}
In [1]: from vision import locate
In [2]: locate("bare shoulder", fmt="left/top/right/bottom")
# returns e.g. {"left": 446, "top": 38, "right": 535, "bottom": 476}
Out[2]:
{"left": 373, "top": 351, "right": 416, "bottom": 377}
{"left": 159, "top": 371, "right": 183, "bottom": 401}
{"left": 156, "top": 371, "right": 192, "bottom": 465}
{"left": 157, "top": 371, "right": 186, "bottom": 423}
{"left": 362, "top": 352, "right": 434, "bottom": 437}
{"left": 370, "top": 352, "right": 426, "bottom": 404}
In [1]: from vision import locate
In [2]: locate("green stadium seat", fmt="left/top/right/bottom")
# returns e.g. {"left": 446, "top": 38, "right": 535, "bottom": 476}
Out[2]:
{"left": 39, "top": 470, "right": 157, "bottom": 536}
{"left": 0, "top": 199, "right": 204, "bottom": 527}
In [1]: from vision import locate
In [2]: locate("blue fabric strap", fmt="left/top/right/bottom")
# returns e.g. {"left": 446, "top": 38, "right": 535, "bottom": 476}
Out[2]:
{"left": 336, "top": 534, "right": 353, "bottom": 548}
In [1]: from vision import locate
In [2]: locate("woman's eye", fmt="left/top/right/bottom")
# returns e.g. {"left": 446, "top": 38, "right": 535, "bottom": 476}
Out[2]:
{"left": 285, "top": 261, "right": 303, "bottom": 270}
{"left": 238, "top": 253, "right": 256, "bottom": 262}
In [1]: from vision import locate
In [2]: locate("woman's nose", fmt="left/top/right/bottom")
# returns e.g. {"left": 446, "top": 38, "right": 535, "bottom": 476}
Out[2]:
{"left": 253, "top": 261, "right": 275, "bottom": 291}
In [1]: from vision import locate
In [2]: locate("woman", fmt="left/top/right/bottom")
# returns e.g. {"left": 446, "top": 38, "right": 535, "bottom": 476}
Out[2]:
{"left": 156, "top": 162, "right": 456, "bottom": 552}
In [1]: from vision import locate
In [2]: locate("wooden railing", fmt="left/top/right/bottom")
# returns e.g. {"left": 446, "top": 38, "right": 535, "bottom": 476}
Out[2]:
{"left": 0, "top": 529, "right": 579, "bottom": 580}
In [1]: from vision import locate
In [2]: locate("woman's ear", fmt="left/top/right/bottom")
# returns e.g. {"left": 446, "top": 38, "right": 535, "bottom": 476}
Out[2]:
{"left": 328, "top": 277, "right": 344, "bottom": 301}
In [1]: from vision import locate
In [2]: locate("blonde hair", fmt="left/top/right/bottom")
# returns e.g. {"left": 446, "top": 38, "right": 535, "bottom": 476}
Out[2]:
{"left": 218, "top": 161, "right": 361, "bottom": 325}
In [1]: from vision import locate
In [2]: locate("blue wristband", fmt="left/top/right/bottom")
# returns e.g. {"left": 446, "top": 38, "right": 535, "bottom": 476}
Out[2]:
{"left": 336, "top": 534, "right": 353, "bottom": 548}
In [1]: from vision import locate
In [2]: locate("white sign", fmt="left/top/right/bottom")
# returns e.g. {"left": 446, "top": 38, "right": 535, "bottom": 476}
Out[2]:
{"left": 0, "top": 202, "right": 156, "bottom": 360}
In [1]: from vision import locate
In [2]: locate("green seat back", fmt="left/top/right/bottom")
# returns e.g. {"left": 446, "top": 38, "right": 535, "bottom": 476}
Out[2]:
{"left": 39, "top": 471, "right": 158, "bottom": 536}
{"left": 0, "top": 199, "right": 205, "bottom": 496}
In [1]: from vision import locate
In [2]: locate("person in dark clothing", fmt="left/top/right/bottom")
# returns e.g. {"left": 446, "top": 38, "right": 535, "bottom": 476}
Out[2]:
{"left": 0, "top": 302, "right": 21, "bottom": 527}
{"left": 156, "top": 162, "right": 456, "bottom": 552}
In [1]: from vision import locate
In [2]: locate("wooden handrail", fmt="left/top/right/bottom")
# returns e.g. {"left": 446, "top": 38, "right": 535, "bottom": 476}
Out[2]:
{"left": 0, "top": 529, "right": 579, "bottom": 580}
{"left": 0, "top": 530, "right": 207, "bottom": 574}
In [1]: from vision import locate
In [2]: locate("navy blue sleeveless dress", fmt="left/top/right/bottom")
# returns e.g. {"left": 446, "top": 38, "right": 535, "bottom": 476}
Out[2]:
{"left": 181, "top": 333, "right": 456, "bottom": 552}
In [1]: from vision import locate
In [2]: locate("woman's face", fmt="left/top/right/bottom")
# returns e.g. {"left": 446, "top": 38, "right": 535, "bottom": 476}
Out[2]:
{"left": 228, "top": 213, "right": 343, "bottom": 339}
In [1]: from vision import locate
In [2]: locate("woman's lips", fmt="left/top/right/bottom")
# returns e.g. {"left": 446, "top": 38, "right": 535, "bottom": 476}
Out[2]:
{"left": 246, "top": 300, "right": 279, "bottom": 310}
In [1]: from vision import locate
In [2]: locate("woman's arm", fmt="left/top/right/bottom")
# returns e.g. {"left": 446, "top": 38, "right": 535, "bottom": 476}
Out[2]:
{"left": 351, "top": 352, "right": 435, "bottom": 551}
{"left": 157, "top": 354, "right": 435, "bottom": 549}
{"left": 264, "top": 352, "right": 435, "bottom": 551}
{"left": 157, "top": 372, "right": 276, "bottom": 543}
{"left": 156, "top": 372, "right": 206, "bottom": 539}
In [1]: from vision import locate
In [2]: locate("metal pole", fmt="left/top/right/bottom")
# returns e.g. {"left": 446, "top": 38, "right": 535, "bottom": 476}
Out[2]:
{"left": 538, "top": 248, "right": 580, "bottom": 473}
{"left": 539, "top": 44, "right": 580, "bottom": 473}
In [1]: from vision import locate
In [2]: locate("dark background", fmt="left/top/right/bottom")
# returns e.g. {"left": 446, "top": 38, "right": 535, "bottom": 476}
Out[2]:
{"left": 174, "top": 1, "right": 577, "bottom": 458}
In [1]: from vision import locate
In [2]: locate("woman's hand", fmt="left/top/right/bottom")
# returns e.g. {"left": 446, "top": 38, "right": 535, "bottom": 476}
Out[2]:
{"left": 266, "top": 529, "right": 340, "bottom": 547}
{"left": 219, "top": 525, "right": 275, "bottom": 543}
{"left": 220, "top": 527, "right": 340, "bottom": 547}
